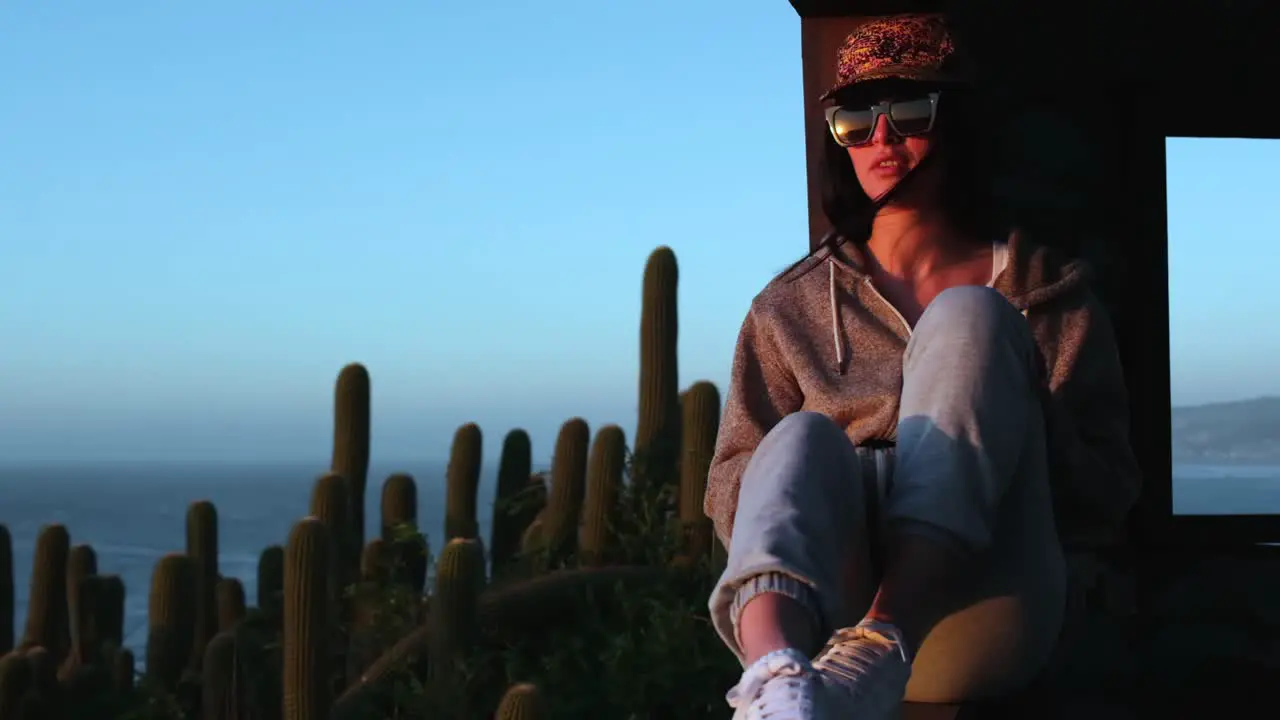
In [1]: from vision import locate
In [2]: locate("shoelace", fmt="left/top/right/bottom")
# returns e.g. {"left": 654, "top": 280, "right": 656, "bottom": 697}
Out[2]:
{"left": 726, "top": 648, "right": 816, "bottom": 718}
{"left": 812, "top": 621, "right": 910, "bottom": 699}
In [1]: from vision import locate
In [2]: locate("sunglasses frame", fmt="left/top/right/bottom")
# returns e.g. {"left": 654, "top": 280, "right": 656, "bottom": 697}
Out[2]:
{"left": 824, "top": 92, "right": 941, "bottom": 148}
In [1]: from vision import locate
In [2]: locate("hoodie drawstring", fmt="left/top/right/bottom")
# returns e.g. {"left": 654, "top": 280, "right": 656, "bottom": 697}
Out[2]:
{"left": 829, "top": 259, "right": 844, "bottom": 373}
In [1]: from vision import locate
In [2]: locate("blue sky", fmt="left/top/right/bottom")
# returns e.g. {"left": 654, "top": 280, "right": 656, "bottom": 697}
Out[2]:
{"left": 1, "top": 2, "right": 1274, "bottom": 464}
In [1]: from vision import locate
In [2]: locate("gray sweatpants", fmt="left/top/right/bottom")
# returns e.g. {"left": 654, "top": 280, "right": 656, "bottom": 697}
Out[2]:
{"left": 709, "top": 286, "right": 1067, "bottom": 703}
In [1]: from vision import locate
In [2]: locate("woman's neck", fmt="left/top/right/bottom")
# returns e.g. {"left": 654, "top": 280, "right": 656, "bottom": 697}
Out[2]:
{"left": 865, "top": 207, "right": 978, "bottom": 282}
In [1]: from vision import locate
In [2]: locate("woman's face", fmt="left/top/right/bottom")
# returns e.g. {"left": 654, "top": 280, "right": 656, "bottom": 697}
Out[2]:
{"left": 844, "top": 95, "right": 940, "bottom": 203}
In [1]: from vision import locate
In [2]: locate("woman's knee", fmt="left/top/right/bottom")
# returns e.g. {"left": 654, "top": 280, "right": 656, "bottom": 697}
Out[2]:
{"left": 740, "top": 412, "right": 859, "bottom": 498}
{"left": 916, "top": 286, "right": 1026, "bottom": 342}
{"left": 757, "top": 411, "right": 853, "bottom": 463}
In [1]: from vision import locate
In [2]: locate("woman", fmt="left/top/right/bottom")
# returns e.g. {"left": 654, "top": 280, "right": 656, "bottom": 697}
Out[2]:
{"left": 704, "top": 13, "right": 1141, "bottom": 720}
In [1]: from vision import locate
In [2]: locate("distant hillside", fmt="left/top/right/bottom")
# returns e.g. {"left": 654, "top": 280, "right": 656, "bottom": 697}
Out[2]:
{"left": 1172, "top": 396, "right": 1280, "bottom": 463}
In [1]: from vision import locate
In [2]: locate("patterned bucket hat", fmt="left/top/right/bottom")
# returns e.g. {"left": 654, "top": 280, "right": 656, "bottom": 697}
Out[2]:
{"left": 820, "top": 13, "right": 975, "bottom": 102}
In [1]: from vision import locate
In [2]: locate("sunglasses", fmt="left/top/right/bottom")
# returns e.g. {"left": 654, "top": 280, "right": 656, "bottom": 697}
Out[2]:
{"left": 824, "top": 92, "right": 940, "bottom": 147}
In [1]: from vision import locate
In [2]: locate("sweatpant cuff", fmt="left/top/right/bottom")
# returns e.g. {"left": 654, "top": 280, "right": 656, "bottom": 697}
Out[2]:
{"left": 729, "top": 572, "right": 823, "bottom": 647}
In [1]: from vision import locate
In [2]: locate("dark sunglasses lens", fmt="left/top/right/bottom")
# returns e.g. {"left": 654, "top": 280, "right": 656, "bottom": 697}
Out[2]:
{"left": 888, "top": 98, "right": 933, "bottom": 136}
{"left": 829, "top": 108, "right": 875, "bottom": 146}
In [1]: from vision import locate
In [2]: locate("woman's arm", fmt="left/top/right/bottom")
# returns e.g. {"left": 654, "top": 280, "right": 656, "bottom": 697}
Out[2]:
{"left": 704, "top": 301, "right": 805, "bottom": 547}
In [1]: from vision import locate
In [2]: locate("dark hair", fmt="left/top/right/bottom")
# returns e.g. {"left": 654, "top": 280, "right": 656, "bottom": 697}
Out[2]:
{"left": 781, "top": 81, "right": 1003, "bottom": 279}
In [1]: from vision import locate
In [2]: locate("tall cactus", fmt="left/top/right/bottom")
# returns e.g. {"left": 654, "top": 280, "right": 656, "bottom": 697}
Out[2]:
{"left": 146, "top": 553, "right": 197, "bottom": 692}
{"left": 359, "top": 538, "right": 388, "bottom": 584}
{"left": 203, "top": 631, "right": 239, "bottom": 720}
{"left": 444, "top": 423, "right": 483, "bottom": 541}
{"left": 21, "top": 524, "right": 69, "bottom": 661}
{"left": 536, "top": 419, "right": 590, "bottom": 565}
{"left": 110, "top": 646, "right": 134, "bottom": 695}
{"left": 679, "top": 381, "right": 721, "bottom": 562}
{"left": 0, "top": 651, "right": 30, "bottom": 718}
{"left": 97, "top": 575, "right": 125, "bottom": 647}
{"left": 309, "top": 472, "right": 350, "bottom": 689}
{"left": 64, "top": 574, "right": 103, "bottom": 671}
{"left": 216, "top": 578, "right": 247, "bottom": 633}
{"left": 66, "top": 544, "right": 97, "bottom": 583}
{"left": 580, "top": 425, "right": 627, "bottom": 567}
{"left": 379, "top": 474, "right": 427, "bottom": 593}
{"left": 24, "top": 646, "right": 56, "bottom": 713}
{"left": 0, "top": 525, "right": 13, "bottom": 654}
{"left": 489, "top": 429, "right": 532, "bottom": 576}
{"left": 514, "top": 475, "right": 549, "bottom": 559}
{"left": 186, "top": 499, "right": 219, "bottom": 670}
{"left": 379, "top": 472, "right": 417, "bottom": 539}
{"left": 428, "top": 538, "right": 486, "bottom": 689}
{"left": 495, "top": 682, "right": 548, "bottom": 719}
{"left": 635, "top": 246, "right": 680, "bottom": 487}
{"left": 283, "top": 517, "right": 332, "bottom": 720}
{"left": 257, "top": 545, "right": 285, "bottom": 621}
{"left": 64, "top": 544, "right": 98, "bottom": 668}
{"left": 309, "top": 472, "right": 351, "bottom": 597}
{"left": 331, "top": 363, "right": 371, "bottom": 564}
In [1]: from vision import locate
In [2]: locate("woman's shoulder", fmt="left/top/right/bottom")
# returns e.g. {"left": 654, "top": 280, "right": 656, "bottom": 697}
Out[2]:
{"left": 995, "top": 228, "right": 1098, "bottom": 311}
{"left": 748, "top": 249, "right": 834, "bottom": 322}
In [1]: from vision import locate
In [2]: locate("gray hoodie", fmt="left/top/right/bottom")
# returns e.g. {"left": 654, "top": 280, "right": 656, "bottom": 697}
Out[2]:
{"left": 703, "top": 228, "right": 1141, "bottom": 548}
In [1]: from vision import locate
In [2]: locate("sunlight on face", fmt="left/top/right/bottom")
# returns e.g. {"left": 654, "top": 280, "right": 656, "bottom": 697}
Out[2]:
{"left": 846, "top": 99, "right": 937, "bottom": 202}
{"left": 844, "top": 112, "right": 936, "bottom": 202}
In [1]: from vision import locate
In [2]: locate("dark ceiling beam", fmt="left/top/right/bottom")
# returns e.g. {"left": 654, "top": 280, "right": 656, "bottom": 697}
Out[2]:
{"left": 785, "top": 0, "right": 1280, "bottom": 139}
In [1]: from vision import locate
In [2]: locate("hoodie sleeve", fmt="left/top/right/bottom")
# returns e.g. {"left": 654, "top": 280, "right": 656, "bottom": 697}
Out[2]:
{"left": 1042, "top": 288, "right": 1143, "bottom": 544}
{"left": 704, "top": 300, "right": 804, "bottom": 547}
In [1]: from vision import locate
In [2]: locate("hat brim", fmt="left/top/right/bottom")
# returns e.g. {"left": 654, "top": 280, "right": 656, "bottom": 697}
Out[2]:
{"left": 819, "top": 67, "right": 970, "bottom": 102}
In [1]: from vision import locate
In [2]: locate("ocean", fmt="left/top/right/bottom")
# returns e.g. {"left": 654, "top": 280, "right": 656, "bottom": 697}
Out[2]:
{"left": 0, "top": 459, "right": 486, "bottom": 660}
{"left": 0, "top": 460, "right": 1277, "bottom": 660}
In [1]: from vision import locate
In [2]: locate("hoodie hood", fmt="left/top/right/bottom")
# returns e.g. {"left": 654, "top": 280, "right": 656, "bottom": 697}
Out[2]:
{"left": 792, "top": 226, "right": 1091, "bottom": 374}
{"left": 813, "top": 226, "right": 1092, "bottom": 311}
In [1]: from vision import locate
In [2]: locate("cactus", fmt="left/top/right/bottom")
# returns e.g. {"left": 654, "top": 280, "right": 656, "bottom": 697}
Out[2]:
{"left": 64, "top": 544, "right": 99, "bottom": 670}
{"left": 490, "top": 429, "right": 532, "bottom": 576}
{"left": 66, "top": 544, "right": 97, "bottom": 586}
{"left": 110, "top": 646, "right": 134, "bottom": 694}
{"left": 186, "top": 499, "right": 219, "bottom": 670}
{"left": 445, "top": 423, "right": 483, "bottom": 541}
{"left": 21, "top": 524, "right": 69, "bottom": 662}
{"left": 309, "top": 472, "right": 350, "bottom": 690}
{"left": 428, "top": 538, "right": 486, "bottom": 687}
{"left": 515, "top": 475, "right": 550, "bottom": 561}
{"left": 0, "top": 526, "right": 12, "bottom": 655}
{"left": 257, "top": 545, "right": 285, "bottom": 620}
{"left": 359, "top": 538, "right": 388, "bottom": 583}
{"left": 23, "top": 646, "right": 56, "bottom": 709}
{"left": 580, "top": 425, "right": 627, "bottom": 566}
{"left": 283, "top": 517, "right": 332, "bottom": 720}
{"left": 309, "top": 472, "right": 351, "bottom": 595}
{"left": 146, "top": 553, "right": 197, "bottom": 691}
{"left": 216, "top": 577, "right": 247, "bottom": 633}
{"left": 379, "top": 472, "right": 417, "bottom": 539}
{"left": 203, "top": 631, "right": 239, "bottom": 720}
{"left": 331, "top": 362, "right": 371, "bottom": 563}
{"left": 678, "top": 381, "right": 721, "bottom": 562}
{"left": 496, "top": 682, "right": 548, "bottom": 719}
{"left": 635, "top": 246, "right": 680, "bottom": 486}
{"left": 376, "top": 472, "right": 428, "bottom": 594}
{"left": 536, "top": 418, "right": 590, "bottom": 565}
{"left": 0, "top": 651, "right": 31, "bottom": 717}
{"left": 97, "top": 575, "right": 125, "bottom": 647}
{"left": 64, "top": 574, "right": 103, "bottom": 670}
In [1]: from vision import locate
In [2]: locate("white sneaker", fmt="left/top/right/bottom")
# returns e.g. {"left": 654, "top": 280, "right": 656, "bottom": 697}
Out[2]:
{"left": 726, "top": 648, "right": 820, "bottom": 720}
{"left": 810, "top": 619, "right": 913, "bottom": 719}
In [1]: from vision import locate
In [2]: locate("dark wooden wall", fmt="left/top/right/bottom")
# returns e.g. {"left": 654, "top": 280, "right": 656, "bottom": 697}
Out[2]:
{"left": 787, "top": 0, "right": 1280, "bottom": 546}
